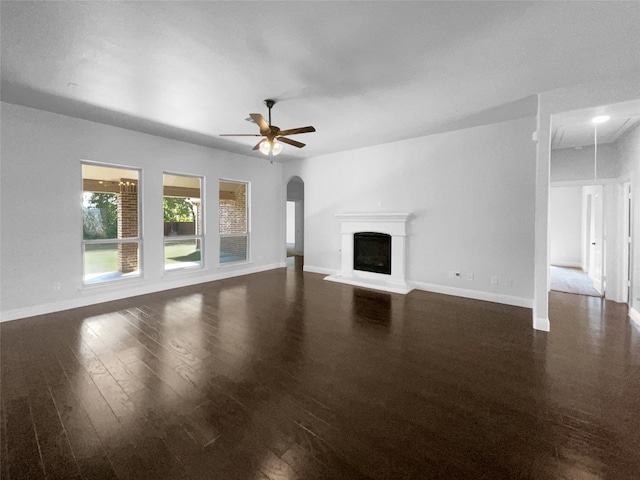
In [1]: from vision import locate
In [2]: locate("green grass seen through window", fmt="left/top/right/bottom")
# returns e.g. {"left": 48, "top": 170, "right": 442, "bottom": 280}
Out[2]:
{"left": 84, "top": 241, "right": 201, "bottom": 276}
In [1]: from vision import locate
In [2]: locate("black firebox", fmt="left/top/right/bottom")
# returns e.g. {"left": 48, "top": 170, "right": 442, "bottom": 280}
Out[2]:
{"left": 353, "top": 232, "right": 391, "bottom": 275}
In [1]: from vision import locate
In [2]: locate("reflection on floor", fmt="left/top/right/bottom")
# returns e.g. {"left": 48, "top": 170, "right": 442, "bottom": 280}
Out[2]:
{"left": 286, "top": 255, "right": 303, "bottom": 271}
{"left": 551, "top": 265, "right": 601, "bottom": 297}
{"left": 286, "top": 243, "right": 302, "bottom": 257}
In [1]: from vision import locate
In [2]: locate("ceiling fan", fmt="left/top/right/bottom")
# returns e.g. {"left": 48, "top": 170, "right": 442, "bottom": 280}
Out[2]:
{"left": 220, "top": 99, "right": 316, "bottom": 156}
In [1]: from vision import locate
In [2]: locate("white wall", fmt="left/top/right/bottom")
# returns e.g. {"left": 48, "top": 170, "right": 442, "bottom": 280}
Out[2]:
{"left": 602, "top": 182, "right": 626, "bottom": 303}
{"left": 283, "top": 117, "right": 536, "bottom": 307}
{"left": 549, "top": 186, "right": 582, "bottom": 267}
{"left": 616, "top": 124, "right": 640, "bottom": 314}
{"left": 551, "top": 144, "right": 621, "bottom": 182}
{"left": 0, "top": 102, "right": 285, "bottom": 321}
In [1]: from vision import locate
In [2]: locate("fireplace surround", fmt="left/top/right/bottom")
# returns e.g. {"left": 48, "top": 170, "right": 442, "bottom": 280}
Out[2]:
{"left": 325, "top": 212, "right": 413, "bottom": 294}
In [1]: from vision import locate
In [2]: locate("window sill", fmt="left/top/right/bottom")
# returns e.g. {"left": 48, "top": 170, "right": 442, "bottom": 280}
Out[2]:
{"left": 80, "top": 274, "right": 143, "bottom": 292}
{"left": 218, "top": 259, "right": 251, "bottom": 268}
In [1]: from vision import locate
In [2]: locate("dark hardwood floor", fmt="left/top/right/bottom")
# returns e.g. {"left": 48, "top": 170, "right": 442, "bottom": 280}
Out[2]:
{"left": 2, "top": 266, "right": 639, "bottom": 479}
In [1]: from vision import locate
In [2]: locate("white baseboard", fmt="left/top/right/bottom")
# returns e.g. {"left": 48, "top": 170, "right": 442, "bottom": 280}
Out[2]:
{"left": 533, "top": 316, "right": 551, "bottom": 332}
{"left": 630, "top": 307, "right": 640, "bottom": 328}
{"left": 306, "top": 268, "right": 533, "bottom": 308}
{"left": 1, "top": 264, "right": 537, "bottom": 323}
{"left": 303, "top": 265, "right": 337, "bottom": 275}
{"left": 306, "top": 269, "right": 532, "bottom": 308}
{"left": 592, "top": 277, "right": 603, "bottom": 294}
{"left": 410, "top": 281, "right": 534, "bottom": 309}
{"left": 0, "top": 262, "right": 283, "bottom": 323}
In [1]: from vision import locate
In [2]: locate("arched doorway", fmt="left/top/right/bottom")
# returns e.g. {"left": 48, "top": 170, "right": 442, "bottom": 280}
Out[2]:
{"left": 286, "top": 176, "right": 304, "bottom": 270}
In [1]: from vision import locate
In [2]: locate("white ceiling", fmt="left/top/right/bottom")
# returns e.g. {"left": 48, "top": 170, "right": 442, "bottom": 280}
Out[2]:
{"left": 2, "top": 1, "right": 639, "bottom": 162}
{"left": 551, "top": 100, "right": 640, "bottom": 150}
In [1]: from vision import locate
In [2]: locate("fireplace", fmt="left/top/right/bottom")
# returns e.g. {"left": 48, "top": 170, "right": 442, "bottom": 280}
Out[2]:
{"left": 354, "top": 232, "right": 391, "bottom": 274}
{"left": 325, "top": 212, "right": 413, "bottom": 294}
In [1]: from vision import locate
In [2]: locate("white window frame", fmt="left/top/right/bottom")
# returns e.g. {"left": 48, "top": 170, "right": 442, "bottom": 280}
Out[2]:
{"left": 219, "top": 179, "right": 250, "bottom": 266}
{"left": 163, "top": 172, "right": 205, "bottom": 272}
{"left": 81, "top": 162, "right": 142, "bottom": 286}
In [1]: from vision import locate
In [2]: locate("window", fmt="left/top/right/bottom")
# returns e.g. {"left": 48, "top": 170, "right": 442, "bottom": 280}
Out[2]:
{"left": 82, "top": 164, "right": 141, "bottom": 284}
{"left": 219, "top": 180, "right": 248, "bottom": 264}
{"left": 164, "top": 173, "right": 203, "bottom": 271}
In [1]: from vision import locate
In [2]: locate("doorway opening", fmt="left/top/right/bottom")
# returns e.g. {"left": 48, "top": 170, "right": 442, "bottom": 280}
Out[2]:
{"left": 548, "top": 100, "right": 639, "bottom": 302}
{"left": 286, "top": 176, "right": 304, "bottom": 271}
{"left": 549, "top": 185, "right": 603, "bottom": 297}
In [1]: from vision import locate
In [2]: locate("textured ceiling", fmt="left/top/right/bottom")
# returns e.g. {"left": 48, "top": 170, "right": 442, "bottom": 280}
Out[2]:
{"left": 2, "top": 1, "right": 639, "bottom": 162}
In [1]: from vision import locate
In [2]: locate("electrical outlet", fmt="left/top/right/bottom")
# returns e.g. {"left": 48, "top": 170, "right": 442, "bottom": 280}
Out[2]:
{"left": 454, "top": 272, "right": 461, "bottom": 279}
{"left": 491, "top": 276, "right": 499, "bottom": 285}
{"left": 467, "top": 273, "right": 474, "bottom": 281}
{"left": 449, "top": 271, "right": 455, "bottom": 279}
{"left": 52, "top": 282, "right": 61, "bottom": 291}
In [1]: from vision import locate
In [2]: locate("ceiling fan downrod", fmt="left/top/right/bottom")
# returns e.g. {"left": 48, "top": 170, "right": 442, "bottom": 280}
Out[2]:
{"left": 264, "top": 99, "right": 275, "bottom": 127}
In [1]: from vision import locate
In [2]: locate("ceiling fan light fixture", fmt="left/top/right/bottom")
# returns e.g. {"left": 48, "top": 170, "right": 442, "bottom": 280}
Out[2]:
{"left": 259, "top": 140, "right": 271, "bottom": 155}
{"left": 591, "top": 115, "right": 610, "bottom": 124}
{"left": 272, "top": 141, "right": 283, "bottom": 156}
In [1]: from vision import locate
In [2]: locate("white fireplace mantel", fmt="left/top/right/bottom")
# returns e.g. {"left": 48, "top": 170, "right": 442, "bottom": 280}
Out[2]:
{"left": 325, "top": 212, "right": 413, "bottom": 294}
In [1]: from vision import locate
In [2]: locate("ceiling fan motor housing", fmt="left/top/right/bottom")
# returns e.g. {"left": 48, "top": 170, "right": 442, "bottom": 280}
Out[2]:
{"left": 268, "top": 126, "right": 280, "bottom": 138}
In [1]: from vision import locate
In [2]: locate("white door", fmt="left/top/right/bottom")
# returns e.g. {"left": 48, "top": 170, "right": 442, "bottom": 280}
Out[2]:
{"left": 588, "top": 186, "right": 604, "bottom": 294}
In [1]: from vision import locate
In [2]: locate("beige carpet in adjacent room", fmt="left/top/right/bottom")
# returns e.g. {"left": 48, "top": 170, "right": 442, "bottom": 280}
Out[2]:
{"left": 550, "top": 266, "right": 601, "bottom": 297}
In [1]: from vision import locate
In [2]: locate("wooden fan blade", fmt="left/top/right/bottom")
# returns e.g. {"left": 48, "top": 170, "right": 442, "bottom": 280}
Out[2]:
{"left": 276, "top": 126, "right": 316, "bottom": 136}
{"left": 249, "top": 113, "right": 270, "bottom": 134}
{"left": 278, "top": 137, "right": 305, "bottom": 148}
{"left": 252, "top": 140, "right": 265, "bottom": 151}
{"left": 220, "top": 134, "right": 262, "bottom": 136}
